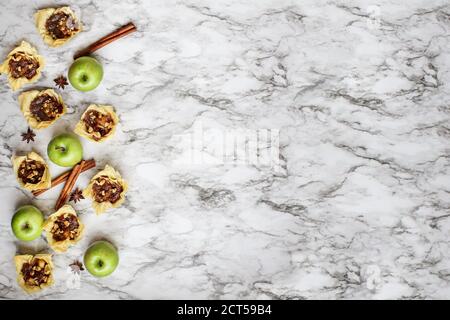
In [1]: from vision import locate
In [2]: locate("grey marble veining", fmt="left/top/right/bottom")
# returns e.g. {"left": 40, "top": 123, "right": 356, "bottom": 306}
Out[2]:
{"left": 0, "top": 0, "right": 449, "bottom": 299}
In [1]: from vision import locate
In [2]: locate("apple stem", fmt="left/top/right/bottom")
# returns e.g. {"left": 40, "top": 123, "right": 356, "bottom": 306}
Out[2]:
{"left": 55, "top": 146, "right": 66, "bottom": 152}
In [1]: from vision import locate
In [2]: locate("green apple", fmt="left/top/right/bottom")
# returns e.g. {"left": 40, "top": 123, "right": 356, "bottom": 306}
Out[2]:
{"left": 47, "top": 133, "right": 83, "bottom": 167}
{"left": 84, "top": 241, "right": 119, "bottom": 277}
{"left": 11, "top": 205, "right": 44, "bottom": 241}
{"left": 68, "top": 56, "right": 103, "bottom": 92}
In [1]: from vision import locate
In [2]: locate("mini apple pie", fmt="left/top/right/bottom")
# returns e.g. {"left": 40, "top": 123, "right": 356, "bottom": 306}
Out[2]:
{"left": 84, "top": 165, "right": 128, "bottom": 214}
{"left": 14, "top": 254, "right": 54, "bottom": 293}
{"left": 74, "top": 104, "right": 119, "bottom": 142}
{"left": 35, "top": 6, "right": 82, "bottom": 47}
{"left": 12, "top": 151, "right": 51, "bottom": 191}
{"left": 43, "top": 205, "right": 84, "bottom": 253}
{"left": 18, "top": 89, "right": 66, "bottom": 130}
{"left": 0, "top": 41, "right": 44, "bottom": 91}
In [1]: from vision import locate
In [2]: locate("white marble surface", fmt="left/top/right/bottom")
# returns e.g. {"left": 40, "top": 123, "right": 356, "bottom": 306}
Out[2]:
{"left": 0, "top": 0, "right": 450, "bottom": 300}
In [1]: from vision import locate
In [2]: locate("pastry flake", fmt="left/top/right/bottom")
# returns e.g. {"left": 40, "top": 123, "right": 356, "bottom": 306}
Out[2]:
{"left": 74, "top": 104, "right": 119, "bottom": 142}
{"left": 19, "top": 89, "right": 66, "bottom": 130}
{"left": 12, "top": 151, "right": 51, "bottom": 191}
{"left": 35, "top": 6, "right": 82, "bottom": 47}
{"left": 83, "top": 165, "right": 128, "bottom": 214}
{"left": 0, "top": 41, "right": 44, "bottom": 91}
{"left": 14, "top": 254, "right": 54, "bottom": 293}
{"left": 43, "top": 204, "right": 84, "bottom": 253}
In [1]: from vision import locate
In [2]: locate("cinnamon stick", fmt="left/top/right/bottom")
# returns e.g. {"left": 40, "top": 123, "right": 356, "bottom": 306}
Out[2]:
{"left": 55, "top": 160, "right": 85, "bottom": 210}
{"left": 33, "top": 159, "right": 96, "bottom": 197}
{"left": 96, "top": 22, "right": 136, "bottom": 43}
{"left": 74, "top": 22, "right": 137, "bottom": 59}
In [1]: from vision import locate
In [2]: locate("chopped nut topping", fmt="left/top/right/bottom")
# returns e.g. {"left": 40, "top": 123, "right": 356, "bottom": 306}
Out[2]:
{"left": 92, "top": 176, "right": 123, "bottom": 203}
{"left": 29, "top": 94, "right": 63, "bottom": 122}
{"left": 18, "top": 159, "right": 45, "bottom": 184}
{"left": 83, "top": 110, "right": 114, "bottom": 140}
{"left": 21, "top": 258, "right": 51, "bottom": 287}
{"left": 46, "top": 12, "right": 78, "bottom": 40}
{"left": 8, "top": 53, "right": 39, "bottom": 79}
{"left": 51, "top": 213, "right": 80, "bottom": 242}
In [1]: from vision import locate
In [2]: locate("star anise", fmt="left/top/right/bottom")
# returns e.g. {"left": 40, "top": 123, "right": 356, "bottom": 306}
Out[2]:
{"left": 69, "top": 188, "right": 84, "bottom": 203}
{"left": 69, "top": 260, "right": 84, "bottom": 274}
{"left": 54, "top": 75, "right": 69, "bottom": 89}
{"left": 21, "top": 127, "right": 36, "bottom": 143}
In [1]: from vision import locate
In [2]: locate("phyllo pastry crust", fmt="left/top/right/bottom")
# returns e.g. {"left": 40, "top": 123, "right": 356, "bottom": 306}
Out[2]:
{"left": 43, "top": 205, "right": 84, "bottom": 253}
{"left": 14, "top": 254, "right": 54, "bottom": 293}
{"left": 12, "top": 151, "right": 51, "bottom": 191}
{"left": 74, "top": 104, "right": 119, "bottom": 142}
{"left": 84, "top": 165, "right": 128, "bottom": 214}
{"left": 35, "top": 6, "right": 82, "bottom": 47}
{"left": 18, "top": 89, "right": 66, "bottom": 129}
{"left": 0, "top": 41, "right": 45, "bottom": 91}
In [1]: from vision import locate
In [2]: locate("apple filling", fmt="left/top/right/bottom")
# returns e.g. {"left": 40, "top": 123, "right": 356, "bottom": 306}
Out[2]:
{"left": 8, "top": 53, "right": 40, "bottom": 80}
{"left": 19, "top": 89, "right": 66, "bottom": 130}
{"left": 43, "top": 205, "right": 84, "bottom": 252}
{"left": 45, "top": 12, "right": 79, "bottom": 40}
{"left": 21, "top": 258, "right": 51, "bottom": 288}
{"left": 83, "top": 110, "right": 114, "bottom": 141}
{"left": 51, "top": 213, "right": 80, "bottom": 242}
{"left": 29, "top": 93, "right": 64, "bottom": 122}
{"left": 18, "top": 159, "right": 45, "bottom": 185}
{"left": 84, "top": 165, "right": 127, "bottom": 214}
{"left": 92, "top": 176, "right": 124, "bottom": 203}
